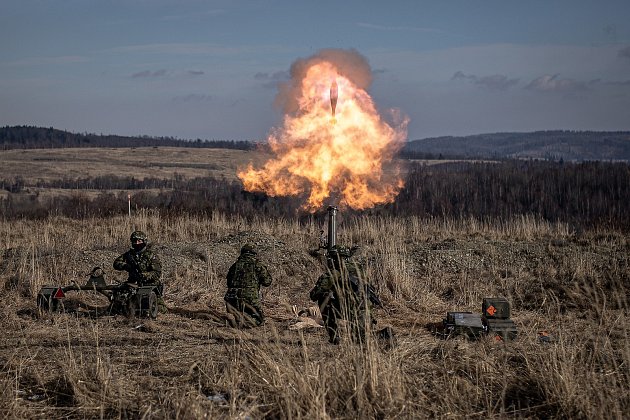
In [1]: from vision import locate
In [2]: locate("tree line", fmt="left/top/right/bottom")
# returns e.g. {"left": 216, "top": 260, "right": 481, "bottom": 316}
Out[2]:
{"left": 391, "top": 160, "right": 630, "bottom": 229}
{"left": 0, "top": 126, "right": 255, "bottom": 150}
{"left": 404, "top": 130, "right": 630, "bottom": 161}
{"left": 2, "top": 160, "right": 629, "bottom": 231}
{"left": 4, "top": 125, "right": 629, "bottom": 162}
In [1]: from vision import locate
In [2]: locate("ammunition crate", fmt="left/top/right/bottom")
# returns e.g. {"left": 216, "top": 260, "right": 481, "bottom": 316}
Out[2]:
{"left": 482, "top": 297, "right": 511, "bottom": 319}
{"left": 484, "top": 318, "right": 518, "bottom": 340}
{"left": 37, "top": 287, "right": 61, "bottom": 312}
{"left": 444, "top": 312, "right": 485, "bottom": 338}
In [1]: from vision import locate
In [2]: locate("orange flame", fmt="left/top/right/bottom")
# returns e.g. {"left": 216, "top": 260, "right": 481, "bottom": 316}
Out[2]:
{"left": 238, "top": 60, "right": 408, "bottom": 212}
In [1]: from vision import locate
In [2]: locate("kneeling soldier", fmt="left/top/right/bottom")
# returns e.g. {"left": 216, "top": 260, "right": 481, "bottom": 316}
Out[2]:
{"left": 224, "top": 243, "right": 273, "bottom": 327}
{"left": 113, "top": 230, "right": 166, "bottom": 312}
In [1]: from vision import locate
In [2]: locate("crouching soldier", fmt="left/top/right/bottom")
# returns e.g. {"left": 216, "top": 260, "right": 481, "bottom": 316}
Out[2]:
{"left": 224, "top": 243, "right": 273, "bottom": 327}
{"left": 113, "top": 230, "right": 166, "bottom": 313}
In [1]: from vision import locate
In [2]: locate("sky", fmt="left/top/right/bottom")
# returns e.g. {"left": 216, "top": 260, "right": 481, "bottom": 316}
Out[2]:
{"left": 1, "top": 0, "right": 630, "bottom": 141}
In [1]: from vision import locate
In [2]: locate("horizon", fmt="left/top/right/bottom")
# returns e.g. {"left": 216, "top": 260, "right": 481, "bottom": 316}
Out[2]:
{"left": 5, "top": 125, "right": 630, "bottom": 144}
{"left": 2, "top": 1, "right": 630, "bottom": 141}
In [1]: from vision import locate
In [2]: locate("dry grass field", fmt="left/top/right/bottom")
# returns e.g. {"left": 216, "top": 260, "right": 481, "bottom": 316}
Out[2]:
{"left": 0, "top": 147, "right": 264, "bottom": 182}
{"left": 0, "top": 148, "right": 628, "bottom": 419}
{"left": 0, "top": 147, "right": 452, "bottom": 200}
{"left": 0, "top": 147, "right": 269, "bottom": 201}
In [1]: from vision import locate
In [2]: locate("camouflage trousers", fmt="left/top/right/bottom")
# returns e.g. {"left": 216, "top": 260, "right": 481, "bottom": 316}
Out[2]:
{"left": 157, "top": 296, "right": 168, "bottom": 313}
{"left": 225, "top": 297, "right": 265, "bottom": 328}
{"left": 321, "top": 304, "right": 341, "bottom": 344}
{"left": 321, "top": 304, "right": 372, "bottom": 344}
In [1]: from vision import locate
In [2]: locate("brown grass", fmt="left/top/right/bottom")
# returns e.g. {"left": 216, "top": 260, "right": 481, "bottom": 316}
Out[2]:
{"left": 1, "top": 211, "right": 628, "bottom": 419}
{"left": 0, "top": 147, "right": 273, "bottom": 201}
{"left": 0, "top": 147, "right": 269, "bottom": 182}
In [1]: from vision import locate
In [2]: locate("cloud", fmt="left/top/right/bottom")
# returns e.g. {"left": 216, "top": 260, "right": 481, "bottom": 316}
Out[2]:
{"left": 108, "top": 43, "right": 238, "bottom": 55}
{"left": 524, "top": 74, "right": 594, "bottom": 94}
{"left": 356, "top": 22, "right": 443, "bottom": 34}
{"left": 451, "top": 71, "right": 519, "bottom": 91}
{"left": 131, "top": 69, "right": 167, "bottom": 78}
{"left": 603, "top": 25, "right": 618, "bottom": 43}
{"left": 607, "top": 79, "right": 630, "bottom": 86}
{"left": 6, "top": 55, "right": 88, "bottom": 67}
{"left": 131, "top": 69, "right": 204, "bottom": 79}
{"left": 254, "top": 70, "right": 290, "bottom": 88}
{"left": 275, "top": 48, "right": 374, "bottom": 114}
{"left": 105, "top": 43, "right": 296, "bottom": 56}
{"left": 619, "top": 46, "right": 630, "bottom": 60}
{"left": 173, "top": 94, "right": 213, "bottom": 102}
{"left": 159, "top": 9, "right": 225, "bottom": 22}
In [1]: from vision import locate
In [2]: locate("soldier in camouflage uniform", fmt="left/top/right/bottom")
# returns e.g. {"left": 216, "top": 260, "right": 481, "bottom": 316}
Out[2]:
{"left": 224, "top": 243, "right": 273, "bottom": 327}
{"left": 113, "top": 230, "right": 165, "bottom": 310}
{"left": 309, "top": 246, "right": 376, "bottom": 344}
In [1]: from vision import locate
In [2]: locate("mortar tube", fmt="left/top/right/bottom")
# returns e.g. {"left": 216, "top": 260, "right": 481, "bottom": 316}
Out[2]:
{"left": 327, "top": 205, "right": 338, "bottom": 252}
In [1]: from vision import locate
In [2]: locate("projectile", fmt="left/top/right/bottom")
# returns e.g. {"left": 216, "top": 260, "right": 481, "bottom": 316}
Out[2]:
{"left": 329, "top": 80, "right": 338, "bottom": 117}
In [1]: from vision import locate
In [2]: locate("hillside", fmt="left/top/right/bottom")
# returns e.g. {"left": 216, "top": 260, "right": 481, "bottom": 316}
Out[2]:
{"left": 3, "top": 126, "right": 630, "bottom": 162}
{"left": 404, "top": 130, "right": 630, "bottom": 161}
{"left": 0, "top": 125, "right": 254, "bottom": 150}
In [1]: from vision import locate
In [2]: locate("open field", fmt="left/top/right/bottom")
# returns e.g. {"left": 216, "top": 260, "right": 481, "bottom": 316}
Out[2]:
{"left": 0, "top": 147, "right": 271, "bottom": 202}
{"left": 1, "top": 147, "right": 628, "bottom": 418}
{"left": 0, "top": 147, "right": 267, "bottom": 183}
{"left": 1, "top": 211, "right": 628, "bottom": 419}
{"left": 0, "top": 147, "right": 457, "bottom": 201}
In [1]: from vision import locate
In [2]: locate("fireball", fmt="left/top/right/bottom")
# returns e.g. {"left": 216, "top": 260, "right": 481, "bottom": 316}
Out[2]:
{"left": 238, "top": 54, "right": 408, "bottom": 212}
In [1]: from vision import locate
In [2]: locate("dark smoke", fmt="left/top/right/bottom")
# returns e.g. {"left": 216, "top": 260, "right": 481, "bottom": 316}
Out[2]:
{"left": 274, "top": 48, "right": 373, "bottom": 114}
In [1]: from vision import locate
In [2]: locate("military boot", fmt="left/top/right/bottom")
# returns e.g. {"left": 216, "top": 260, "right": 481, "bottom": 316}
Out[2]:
{"left": 157, "top": 297, "right": 168, "bottom": 314}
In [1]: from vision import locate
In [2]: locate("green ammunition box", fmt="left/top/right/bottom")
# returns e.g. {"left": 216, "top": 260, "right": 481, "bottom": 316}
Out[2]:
{"left": 444, "top": 312, "right": 485, "bottom": 338}
{"left": 36, "top": 286, "right": 64, "bottom": 312}
{"left": 482, "top": 297, "right": 511, "bottom": 319}
{"left": 484, "top": 318, "right": 518, "bottom": 340}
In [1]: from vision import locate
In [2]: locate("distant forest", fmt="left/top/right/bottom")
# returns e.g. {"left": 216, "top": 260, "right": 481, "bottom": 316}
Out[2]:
{"left": 4, "top": 125, "right": 630, "bottom": 161}
{"left": 2, "top": 160, "right": 629, "bottom": 231}
{"left": 0, "top": 125, "right": 255, "bottom": 150}
{"left": 403, "top": 130, "right": 630, "bottom": 161}
{"left": 2, "top": 125, "right": 629, "bottom": 230}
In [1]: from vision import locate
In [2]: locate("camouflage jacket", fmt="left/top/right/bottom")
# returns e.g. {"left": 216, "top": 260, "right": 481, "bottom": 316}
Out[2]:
{"left": 225, "top": 252, "right": 272, "bottom": 303}
{"left": 309, "top": 267, "right": 343, "bottom": 310}
{"left": 113, "top": 245, "right": 162, "bottom": 285}
{"left": 309, "top": 260, "right": 371, "bottom": 313}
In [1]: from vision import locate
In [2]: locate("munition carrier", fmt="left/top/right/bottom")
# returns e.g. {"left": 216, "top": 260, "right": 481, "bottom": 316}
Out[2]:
{"left": 441, "top": 297, "right": 518, "bottom": 340}
{"left": 37, "top": 267, "right": 161, "bottom": 319}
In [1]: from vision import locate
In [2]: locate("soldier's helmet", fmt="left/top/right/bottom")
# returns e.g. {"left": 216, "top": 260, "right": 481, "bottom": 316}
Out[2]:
{"left": 241, "top": 243, "right": 256, "bottom": 255}
{"left": 130, "top": 230, "right": 148, "bottom": 243}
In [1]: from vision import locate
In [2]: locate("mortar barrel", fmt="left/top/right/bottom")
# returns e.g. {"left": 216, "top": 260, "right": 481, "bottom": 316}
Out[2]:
{"left": 327, "top": 205, "right": 337, "bottom": 251}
